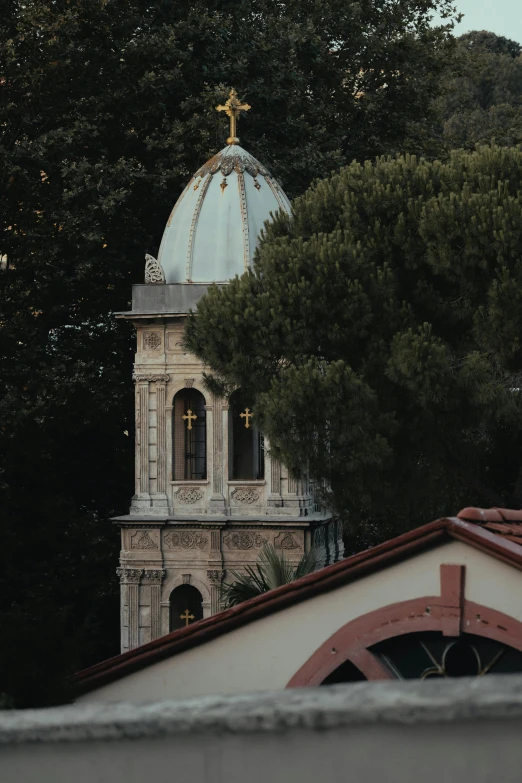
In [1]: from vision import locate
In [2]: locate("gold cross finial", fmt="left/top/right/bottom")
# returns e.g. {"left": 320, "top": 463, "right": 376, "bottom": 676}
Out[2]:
{"left": 240, "top": 408, "right": 253, "bottom": 429}
{"left": 216, "top": 88, "right": 251, "bottom": 145}
{"left": 180, "top": 609, "right": 195, "bottom": 626}
{"left": 182, "top": 409, "right": 198, "bottom": 430}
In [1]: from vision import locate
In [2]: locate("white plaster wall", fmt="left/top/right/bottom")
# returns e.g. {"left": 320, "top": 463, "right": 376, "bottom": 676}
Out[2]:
{"left": 79, "top": 540, "right": 522, "bottom": 703}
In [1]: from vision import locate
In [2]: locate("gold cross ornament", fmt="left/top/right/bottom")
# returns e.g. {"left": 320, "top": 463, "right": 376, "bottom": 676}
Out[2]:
{"left": 182, "top": 409, "right": 197, "bottom": 430}
{"left": 180, "top": 609, "right": 195, "bottom": 626}
{"left": 240, "top": 407, "right": 253, "bottom": 429}
{"left": 216, "top": 88, "right": 251, "bottom": 145}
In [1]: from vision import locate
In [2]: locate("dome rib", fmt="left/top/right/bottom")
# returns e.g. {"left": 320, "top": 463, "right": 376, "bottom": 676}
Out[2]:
{"left": 237, "top": 171, "right": 250, "bottom": 273}
{"left": 185, "top": 174, "right": 212, "bottom": 282}
{"left": 265, "top": 174, "right": 289, "bottom": 214}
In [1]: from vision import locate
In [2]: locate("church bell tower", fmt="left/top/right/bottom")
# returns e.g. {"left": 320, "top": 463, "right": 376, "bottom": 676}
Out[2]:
{"left": 114, "top": 91, "right": 340, "bottom": 652}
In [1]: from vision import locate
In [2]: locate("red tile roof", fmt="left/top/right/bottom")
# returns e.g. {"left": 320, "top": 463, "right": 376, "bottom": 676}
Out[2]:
{"left": 457, "top": 507, "right": 522, "bottom": 544}
{"left": 75, "top": 508, "right": 522, "bottom": 695}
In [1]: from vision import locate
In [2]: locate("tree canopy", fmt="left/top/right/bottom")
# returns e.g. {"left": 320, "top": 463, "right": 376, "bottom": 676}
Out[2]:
{"left": 0, "top": 0, "right": 460, "bottom": 706}
{"left": 186, "top": 144, "right": 522, "bottom": 535}
{"left": 437, "top": 31, "right": 522, "bottom": 149}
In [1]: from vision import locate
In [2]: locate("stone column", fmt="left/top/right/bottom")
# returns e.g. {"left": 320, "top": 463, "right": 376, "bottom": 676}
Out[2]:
{"left": 207, "top": 569, "right": 225, "bottom": 615}
{"left": 153, "top": 375, "right": 169, "bottom": 512}
{"left": 143, "top": 569, "right": 165, "bottom": 640}
{"left": 132, "top": 374, "right": 169, "bottom": 514}
{"left": 209, "top": 393, "right": 226, "bottom": 512}
{"left": 130, "top": 375, "right": 151, "bottom": 513}
{"left": 222, "top": 402, "right": 229, "bottom": 508}
{"left": 283, "top": 471, "right": 300, "bottom": 514}
{"left": 207, "top": 528, "right": 224, "bottom": 615}
{"left": 117, "top": 567, "right": 142, "bottom": 652}
{"left": 267, "top": 447, "right": 283, "bottom": 509}
{"left": 160, "top": 600, "right": 170, "bottom": 637}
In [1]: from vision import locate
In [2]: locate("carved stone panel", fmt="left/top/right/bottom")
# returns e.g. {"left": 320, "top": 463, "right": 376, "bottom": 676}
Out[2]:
{"left": 313, "top": 526, "right": 326, "bottom": 547}
{"left": 130, "top": 530, "right": 159, "bottom": 550}
{"left": 223, "top": 531, "right": 266, "bottom": 550}
{"left": 164, "top": 530, "right": 209, "bottom": 550}
{"left": 166, "top": 326, "right": 185, "bottom": 353}
{"left": 144, "top": 253, "right": 165, "bottom": 284}
{"left": 143, "top": 331, "right": 162, "bottom": 351}
{"left": 274, "top": 531, "right": 302, "bottom": 550}
{"left": 175, "top": 487, "right": 204, "bottom": 505}
{"left": 231, "top": 487, "right": 261, "bottom": 505}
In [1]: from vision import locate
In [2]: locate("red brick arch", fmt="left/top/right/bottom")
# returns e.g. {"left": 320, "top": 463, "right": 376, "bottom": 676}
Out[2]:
{"left": 287, "top": 564, "right": 522, "bottom": 685}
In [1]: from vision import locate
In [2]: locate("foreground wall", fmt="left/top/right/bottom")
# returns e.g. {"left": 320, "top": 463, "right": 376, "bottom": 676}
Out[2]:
{"left": 4, "top": 677, "right": 522, "bottom": 783}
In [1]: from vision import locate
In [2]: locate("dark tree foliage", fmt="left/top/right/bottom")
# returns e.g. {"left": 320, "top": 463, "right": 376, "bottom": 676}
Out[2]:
{"left": 0, "top": 0, "right": 458, "bottom": 706}
{"left": 437, "top": 31, "right": 522, "bottom": 149}
{"left": 186, "top": 145, "right": 522, "bottom": 540}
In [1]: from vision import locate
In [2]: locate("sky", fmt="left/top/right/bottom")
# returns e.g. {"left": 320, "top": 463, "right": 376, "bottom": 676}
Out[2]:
{"left": 436, "top": 0, "right": 522, "bottom": 44}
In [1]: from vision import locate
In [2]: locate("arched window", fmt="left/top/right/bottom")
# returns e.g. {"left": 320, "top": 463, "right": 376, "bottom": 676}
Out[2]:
{"left": 172, "top": 388, "right": 206, "bottom": 480}
{"left": 320, "top": 632, "right": 522, "bottom": 684}
{"left": 370, "top": 631, "right": 522, "bottom": 679}
{"left": 169, "top": 585, "right": 203, "bottom": 632}
{"left": 228, "top": 389, "right": 264, "bottom": 480}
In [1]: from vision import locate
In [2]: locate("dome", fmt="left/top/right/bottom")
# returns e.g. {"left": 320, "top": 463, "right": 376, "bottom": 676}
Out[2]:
{"left": 156, "top": 144, "right": 291, "bottom": 284}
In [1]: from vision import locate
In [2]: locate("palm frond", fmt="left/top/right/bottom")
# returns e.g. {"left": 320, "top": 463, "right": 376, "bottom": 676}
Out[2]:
{"left": 294, "top": 546, "right": 317, "bottom": 579}
{"left": 220, "top": 542, "right": 318, "bottom": 608}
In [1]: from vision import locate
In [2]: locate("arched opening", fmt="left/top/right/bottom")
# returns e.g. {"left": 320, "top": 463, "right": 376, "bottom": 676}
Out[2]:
{"left": 370, "top": 631, "right": 522, "bottom": 679}
{"left": 228, "top": 389, "right": 264, "bottom": 480}
{"left": 169, "top": 585, "right": 203, "bottom": 632}
{"left": 172, "top": 388, "right": 206, "bottom": 480}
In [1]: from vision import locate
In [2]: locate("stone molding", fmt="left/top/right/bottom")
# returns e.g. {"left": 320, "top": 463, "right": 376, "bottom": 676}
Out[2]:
{"left": 133, "top": 373, "right": 170, "bottom": 383}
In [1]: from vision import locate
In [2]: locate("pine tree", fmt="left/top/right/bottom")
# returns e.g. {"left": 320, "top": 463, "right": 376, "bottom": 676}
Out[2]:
{"left": 186, "top": 145, "right": 522, "bottom": 535}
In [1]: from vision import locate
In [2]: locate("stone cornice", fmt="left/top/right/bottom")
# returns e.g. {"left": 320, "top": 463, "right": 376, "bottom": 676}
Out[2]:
{"left": 133, "top": 374, "right": 170, "bottom": 383}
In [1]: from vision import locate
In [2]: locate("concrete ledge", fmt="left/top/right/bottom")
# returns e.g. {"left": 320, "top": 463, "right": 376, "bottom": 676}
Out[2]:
{"left": 4, "top": 676, "right": 522, "bottom": 745}
{"left": 111, "top": 513, "right": 330, "bottom": 525}
{"left": 114, "top": 283, "right": 226, "bottom": 318}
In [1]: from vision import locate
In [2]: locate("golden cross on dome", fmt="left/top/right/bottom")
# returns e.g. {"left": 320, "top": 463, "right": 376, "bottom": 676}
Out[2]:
{"left": 216, "top": 88, "right": 251, "bottom": 145}
{"left": 180, "top": 609, "right": 195, "bottom": 626}
{"left": 182, "top": 409, "right": 197, "bottom": 430}
{"left": 240, "top": 407, "right": 253, "bottom": 429}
